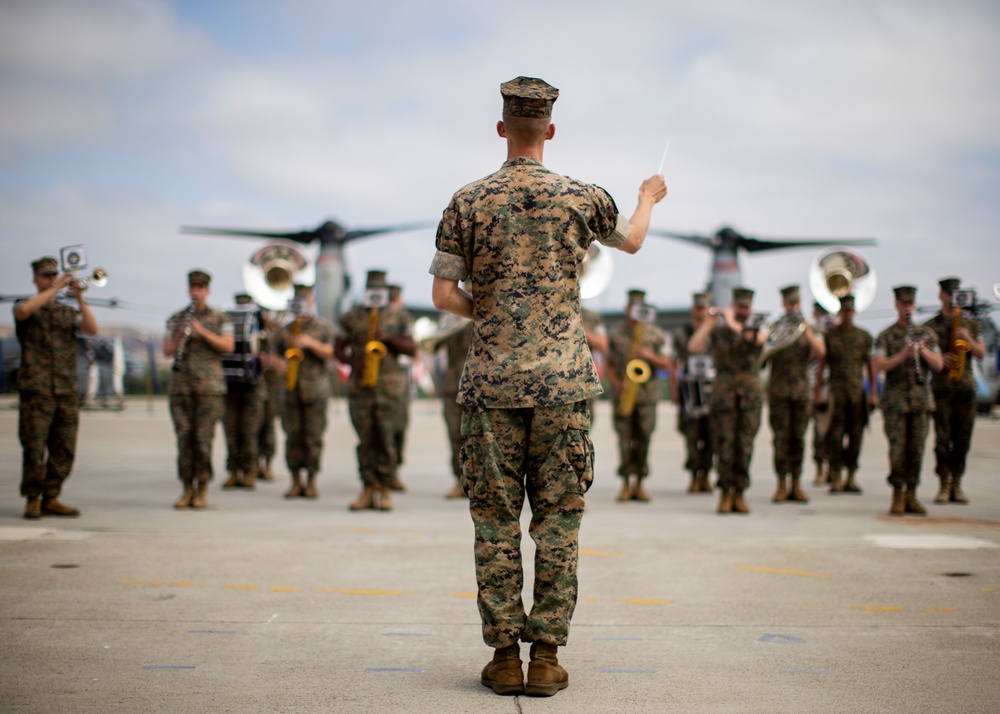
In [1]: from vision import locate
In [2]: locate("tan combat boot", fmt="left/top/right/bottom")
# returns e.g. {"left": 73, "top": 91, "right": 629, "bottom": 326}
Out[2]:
{"left": 771, "top": 475, "right": 788, "bottom": 503}
{"left": 303, "top": 471, "right": 318, "bottom": 499}
{"left": 731, "top": 489, "right": 751, "bottom": 514}
{"left": 630, "top": 477, "right": 651, "bottom": 502}
{"left": 699, "top": 471, "right": 714, "bottom": 492}
{"left": 904, "top": 487, "right": 927, "bottom": 515}
{"left": 378, "top": 485, "right": 393, "bottom": 511}
{"left": 284, "top": 471, "right": 303, "bottom": 499}
{"left": 222, "top": 471, "right": 240, "bottom": 489}
{"left": 41, "top": 497, "right": 80, "bottom": 517}
{"left": 844, "top": 470, "right": 862, "bottom": 494}
{"left": 24, "top": 496, "right": 42, "bottom": 520}
{"left": 788, "top": 475, "right": 809, "bottom": 503}
{"left": 174, "top": 483, "right": 194, "bottom": 509}
{"left": 687, "top": 472, "right": 699, "bottom": 493}
{"left": 813, "top": 463, "right": 827, "bottom": 486}
{"left": 387, "top": 474, "right": 406, "bottom": 492}
{"left": 349, "top": 485, "right": 375, "bottom": 511}
{"left": 242, "top": 465, "right": 257, "bottom": 490}
{"left": 889, "top": 486, "right": 905, "bottom": 515}
{"left": 933, "top": 474, "right": 951, "bottom": 504}
{"left": 615, "top": 476, "right": 632, "bottom": 502}
{"left": 190, "top": 481, "right": 208, "bottom": 509}
{"left": 525, "top": 642, "right": 569, "bottom": 697}
{"left": 950, "top": 475, "right": 969, "bottom": 504}
{"left": 260, "top": 457, "right": 275, "bottom": 481}
{"left": 829, "top": 468, "right": 844, "bottom": 493}
{"left": 481, "top": 643, "right": 523, "bottom": 696}
{"left": 717, "top": 488, "right": 734, "bottom": 514}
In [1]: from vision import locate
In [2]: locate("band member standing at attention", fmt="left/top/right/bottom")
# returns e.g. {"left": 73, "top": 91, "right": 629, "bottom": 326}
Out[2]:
{"left": 256, "top": 308, "right": 284, "bottom": 481}
{"left": 336, "top": 270, "right": 416, "bottom": 512}
{"left": 923, "top": 277, "right": 985, "bottom": 504}
{"left": 814, "top": 295, "right": 877, "bottom": 494}
{"left": 689, "top": 287, "right": 766, "bottom": 515}
{"left": 430, "top": 76, "right": 666, "bottom": 697}
{"left": 763, "top": 285, "right": 825, "bottom": 504}
{"left": 873, "top": 285, "right": 942, "bottom": 516}
{"left": 810, "top": 301, "right": 833, "bottom": 485}
{"left": 14, "top": 256, "right": 97, "bottom": 519}
{"left": 437, "top": 319, "right": 474, "bottom": 499}
{"left": 164, "top": 270, "right": 234, "bottom": 509}
{"left": 275, "top": 283, "right": 335, "bottom": 500}
{"left": 607, "top": 289, "right": 672, "bottom": 502}
{"left": 386, "top": 283, "right": 414, "bottom": 492}
{"left": 221, "top": 293, "right": 265, "bottom": 490}
{"left": 671, "top": 292, "right": 714, "bottom": 494}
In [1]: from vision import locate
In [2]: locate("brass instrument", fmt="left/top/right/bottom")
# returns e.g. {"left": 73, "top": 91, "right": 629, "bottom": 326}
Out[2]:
{"left": 905, "top": 313, "right": 924, "bottom": 385}
{"left": 618, "top": 304, "right": 654, "bottom": 418}
{"left": 171, "top": 300, "right": 197, "bottom": 372}
{"left": 242, "top": 240, "right": 315, "bottom": 311}
{"left": 70, "top": 267, "right": 108, "bottom": 292}
{"left": 947, "top": 304, "right": 970, "bottom": 381}
{"left": 760, "top": 310, "right": 807, "bottom": 367}
{"left": 809, "top": 248, "right": 877, "bottom": 314}
{"left": 284, "top": 316, "right": 304, "bottom": 391}
{"left": 360, "top": 297, "right": 388, "bottom": 389}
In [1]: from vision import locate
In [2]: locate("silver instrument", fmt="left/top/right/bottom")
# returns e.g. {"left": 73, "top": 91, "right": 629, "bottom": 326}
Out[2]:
{"left": 242, "top": 240, "right": 315, "bottom": 311}
{"left": 905, "top": 312, "right": 924, "bottom": 385}
{"left": 580, "top": 243, "right": 613, "bottom": 300}
{"left": 809, "top": 248, "right": 877, "bottom": 314}
{"left": 680, "top": 354, "right": 714, "bottom": 419}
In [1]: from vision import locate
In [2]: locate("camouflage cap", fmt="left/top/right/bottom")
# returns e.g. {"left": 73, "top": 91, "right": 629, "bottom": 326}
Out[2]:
{"left": 839, "top": 294, "right": 856, "bottom": 311}
{"left": 32, "top": 256, "right": 59, "bottom": 275}
{"left": 234, "top": 293, "right": 254, "bottom": 305}
{"left": 627, "top": 288, "right": 646, "bottom": 305}
{"left": 388, "top": 284, "right": 402, "bottom": 300}
{"left": 938, "top": 276, "right": 960, "bottom": 292}
{"left": 188, "top": 269, "right": 211, "bottom": 287}
{"left": 501, "top": 76, "right": 559, "bottom": 119}
{"left": 892, "top": 284, "right": 917, "bottom": 303}
{"left": 293, "top": 283, "right": 314, "bottom": 298}
{"left": 366, "top": 270, "right": 388, "bottom": 289}
{"left": 692, "top": 292, "right": 710, "bottom": 308}
{"left": 779, "top": 284, "right": 801, "bottom": 302}
{"left": 732, "top": 287, "right": 755, "bottom": 307}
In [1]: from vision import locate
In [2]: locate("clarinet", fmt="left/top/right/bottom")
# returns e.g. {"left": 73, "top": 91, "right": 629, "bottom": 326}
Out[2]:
{"left": 172, "top": 301, "right": 197, "bottom": 372}
{"left": 905, "top": 313, "right": 924, "bottom": 385}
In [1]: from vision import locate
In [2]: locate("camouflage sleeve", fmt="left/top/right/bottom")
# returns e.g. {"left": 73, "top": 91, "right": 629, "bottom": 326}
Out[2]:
{"left": 590, "top": 186, "right": 629, "bottom": 249}
{"left": 219, "top": 312, "right": 233, "bottom": 336}
{"left": 924, "top": 326, "right": 940, "bottom": 354}
{"left": 430, "top": 197, "right": 470, "bottom": 281}
{"left": 873, "top": 331, "right": 888, "bottom": 359}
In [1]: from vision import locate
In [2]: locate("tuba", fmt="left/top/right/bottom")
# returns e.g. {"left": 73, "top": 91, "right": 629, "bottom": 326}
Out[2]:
{"left": 243, "top": 240, "right": 315, "bottom": 311}
{"left": 809, "top": 248, "right": 877, "bottom": 314}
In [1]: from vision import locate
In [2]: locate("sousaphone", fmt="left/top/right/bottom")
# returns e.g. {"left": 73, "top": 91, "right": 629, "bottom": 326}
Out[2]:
{"left": 242, "top": 240, "right": 316, "bottom": 311}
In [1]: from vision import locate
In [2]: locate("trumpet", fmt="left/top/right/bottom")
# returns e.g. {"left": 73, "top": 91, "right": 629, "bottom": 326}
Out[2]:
{"left": 71, "top": 267, "right": 108, "bottom": 292}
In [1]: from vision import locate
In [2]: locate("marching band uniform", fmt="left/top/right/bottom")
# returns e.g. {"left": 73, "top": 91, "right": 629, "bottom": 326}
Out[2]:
{"left": 671, "top": 292, "right": 714, "bottom": 494}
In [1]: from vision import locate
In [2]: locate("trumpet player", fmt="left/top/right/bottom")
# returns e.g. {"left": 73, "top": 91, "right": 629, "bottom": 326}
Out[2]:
{"left": 335, "top": 270, "right": 416, "bottom": 511}
{"left": 164, "top": 270, "right": 234, "bottom": 509}
{"left": 923, "top": 277, "right": 985, "bottom": 504}
{"left": 764, "top": 285, "right": 825, "bottom": 504}
{"left": 14, "top": 256, "right": 98, "bottom": 519}
{"left": 607, "top": 289, "right": 672, "bottom": 502}
{"left": 276, "top": 283, "right": 335, "bottom": 500}
{"left": 689, "top": 287, "right": 766, "bottom": 514}
{"left": 873, "top": 285, "right": 942, "bottom": 516}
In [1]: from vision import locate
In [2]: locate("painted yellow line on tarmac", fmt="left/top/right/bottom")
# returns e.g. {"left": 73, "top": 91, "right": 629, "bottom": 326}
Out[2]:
{"left": 853, "top": 605, "right": 904, "bottom": 611}
{"left": 981, "top": 587, "right": 997, "bottom": 592}
{"left": 337, "top": 589, "right": 404, "bottom": 596}
{"left": 451, "top": 593, "right": 476, "bottom": 599}
{"left": 581, "top": 598, "right": 600, "bottom": 603}
{"left": 733, "top": 565, "right": 832, "bottom": 578}
{"left": 226, "top": 584, "right": 258, "bottom": 591}
{"left": 268, "top": 586, "right": 299, "bottom": 592}
{"left": 618, "top": 598, "right": 671, "bottom": 605}
{"left": 580, "top": 549, "right": 625, "bottom": 558}
{"left": 917, "top": 607, "right": 955, "bottom": 613}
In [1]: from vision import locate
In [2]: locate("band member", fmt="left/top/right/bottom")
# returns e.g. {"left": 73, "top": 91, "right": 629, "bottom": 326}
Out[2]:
{"left": 763, "top": 285, "right": 824, "bottom": 504}
{"left": 164, "top": 270, "right": 234, "bottom": 509}
{"left": 336, "top": 270, "right": 416, "bottom": 511}
{"left": 923, "top": 277, "right": 986, "bottom": 504}
{"left": 14, "top": 256, "right": 98, "bottom": 519}
{"left": 221, "top": 293, "right": 265, "bottom": 490}
{"left": 582, "top": 307, "right": 608, "bottom": 426}
{"left": 607, "top": 289, "right": 672, "bottom": 502}
{"left": 671, "top": 292, "right": 714, "bottom": 494}
{"left": 873, "top": 285, "right": 943, "bottom": 516}
{"left": 689, "top": 287, "right": 766, "bottom": 514}
{"left": 810, "top": 301, "right": 832, "bottom": 485}
{"left": 256, "top": 308, "right": 284, "bottom": 481}
{"left": 386, "top": 283, "right": 414, "bottom": 492}
{"left": 815, "top": 295, "right": 877, "bottom": 493}
{"left": 438, "top": 319, "right": 474, "bottom": 499}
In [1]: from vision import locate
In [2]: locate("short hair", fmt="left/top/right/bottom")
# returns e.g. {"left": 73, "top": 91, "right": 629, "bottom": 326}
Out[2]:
{"left": 502, "top": 114, "right": 550, "bottom": 143}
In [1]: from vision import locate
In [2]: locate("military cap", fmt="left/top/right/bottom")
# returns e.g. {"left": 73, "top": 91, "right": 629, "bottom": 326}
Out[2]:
{"left": 627, "top": 289, "right": 646, "bottom": 305}
{"left": 938, "top": 276, "right": 960, "bottom": 292}
{"left": 839, "top": 294, "right": 856, "bottom": 311}
{"left": 293, "top": 283, "right": 314, "bottom": 298}
{"left": 692, "top": 292, "right": 710, "bottom": 308}
{"left": 779, "top": 284, "right": 801, "bottom": 302}
{"left": 366, "top": 270, "right": 388, "bottom": 289}
{"left": 388, "top": 284, "right": 402, "bottom": 300}
{"left": 234, "top": 293, "right": 254, "bottom": 305}
{"left": 188, "top": 269, "right": 211, "bottom": 287}
{"left": 501, "top": 76, "right": 559, "bottom": 119}
{"left": 892, "top": 284, "right": 917, "bottom": 303}
{"left": 732, "top": 287, "right": 755, "bottom": 307}
{"left": 32, "top": 256, "right": 59, "bottom": 275}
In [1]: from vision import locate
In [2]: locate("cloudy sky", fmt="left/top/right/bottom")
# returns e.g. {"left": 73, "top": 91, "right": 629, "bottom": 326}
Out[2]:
{"left": 2, "top": 0, "right": 998, "bottom": 333}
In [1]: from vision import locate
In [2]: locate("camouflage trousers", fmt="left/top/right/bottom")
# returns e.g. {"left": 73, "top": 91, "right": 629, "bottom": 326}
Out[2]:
{"left": 827, "top": 392, "right": 867, "bottom": 473}
{"left": 257, "top": 375, "right": 284, "bottom": 461}
{"left": 461, "top": 401, "right": 593, "bottom": 648}
{"left": 169, "top": 393, "right": 224, "bottom": 484}
{"left": 223, "top": 385, "right": 265, "bottom": 473}
{"left": 19, "top": 392, "right": 80, "bottom": 499}
{"left": 932, "top": 390, "right": 977, "bottom": 479}
{"left": 348, "top": 396, "right": 405, "bottom": 486}
{"left": 711, "top": 393, "right": 762, "bottom": 491}
{"left": 443, "top": 392, "right": 463, "bottom": 479}
{"left": 678, "top": 414, "right": 713, "bottom": 474}
{"left": 882, "top": 409, "right": 930, "bottom": 488}
{"left": 282, "top": 394, "right": 328, "bottom": 473}
{"left": 612, "top": 400, "right": 657, "bottom": 478}
{"left": 812, "top": 415, "right": 828, "bottom": 467}
{"left": 394, "top": 394, "right": 411, "bottom": 473}
{"left": 769, "top": 398, "right": 811, "bottom": 478}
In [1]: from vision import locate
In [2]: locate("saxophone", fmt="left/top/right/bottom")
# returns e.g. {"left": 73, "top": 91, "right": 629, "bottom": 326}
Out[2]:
{"left": 947, "top": 306, "right": 970, "bottom": 381}
{"left": 360, "top": 306, "right": 387, "bottom": 388}
{"left": 171, "top": 301, "right": 197, "bottom": 372}
{"left": 618, "top": 320, "right": 651, "bottom": 418}
{"left": 284, "top": 317, "right": 304, "bottom": 390}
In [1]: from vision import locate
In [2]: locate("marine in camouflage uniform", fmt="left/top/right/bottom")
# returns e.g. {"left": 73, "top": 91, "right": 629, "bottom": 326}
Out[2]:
{"left": 164, "top": 270, "right": 234, "bottom": 510}
{"left": 439, "top": 319, "right": 474, "bottom": 499}
{"left": 873, "top": 285, "right": 943, "bottom": 516}
{"left": 815, "top": 294, "right": 877, "bottom": 494}
{"left": 256, "top": 311, "right": 285, "bottom": 480}
{"left": 335, "top": 271, "right": 416, "bottom": 512}
{"left": 386, "top": 284, "right": 413, "bottom": 492}
{"left": 671, "top": 292, "right": 713, "bottom": 493}
{"left": 14, "top": 256, "right": 98, "bottom": 519}
{"left": 764, "top": 285, "right": 825, "bottom": 504}
{"left": 221, "top": 293, "right": 266, "bottom": 490}
{"left": 581, "top": 308, "right": 608, "bottom": 427}
{"left": 689, "top": 287, "right": 766, "bottom": 515}
{"left": 607, "top": 290, "right": 672, "bottom": 502}
{"left": 923, "top": 277, "right": 986, "bottom": 504}
{"left": 429, "top": 76, "right": 666, "bottom": 697}
{"left": 810, "top": 302, "right": 833, "bottom": 484}
{"left": 276, "top": 284, "right": 336, "bottom": 500}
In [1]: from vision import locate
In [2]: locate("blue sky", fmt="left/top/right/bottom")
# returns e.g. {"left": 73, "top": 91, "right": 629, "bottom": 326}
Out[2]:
{"left": 2, "top": 0, "right": 999, "bottom": 332}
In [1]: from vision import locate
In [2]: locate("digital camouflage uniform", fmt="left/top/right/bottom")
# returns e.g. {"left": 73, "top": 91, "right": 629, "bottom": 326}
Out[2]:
{"left": 430, "top": 154, "right": 630, "bottom": 648}
{"left": 608, "top": 320, "right": 666, "bottom": 480}
{"left": 339, "top": 304, "right": 413, "bottom": 487}
{"left": 810, "top": 318, "right": 831, "bottom": 479}
{"left": 874, "top": 322, "right": 940, "bottom": 489}
{"left": 709, "top": 321, "right": 764, "bottom": 492}
{"left": 673, "top": 323, "right": 713, "bottom": 478}
{"left": 167, "top": 306, "right": 232, "bottom": 484}
{"left": 824, "top": 323, "right": 873, "bottom": 475}
{"left": 256, "top": 326, "right": 284, "bottom": 470}
{"left": 924, "top": 312, "right": 981, "bottom": 485}
{"left": 766, "top": 328, "right": 814, "bottom": 481}
{"left": 582, "top": 308, "right": 606, "bottom": 426}
{"left": 15, "top": 300, "right": 82, "bottom": 500}
{"left": 442, "top": 322, "right": 474, "bottom": 482}
{"left": 222, "top": 308, "right": 265, "bottom": 481}
{"left": 276, "top": 315, "right": 335, "bottom": 474}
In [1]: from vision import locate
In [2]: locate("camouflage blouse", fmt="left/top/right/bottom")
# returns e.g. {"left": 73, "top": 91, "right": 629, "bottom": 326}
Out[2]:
{"left": 608, "top": 321, "right": 667, "bottom": 405}
{"left": 166, "top": 306, "right": 232, "bottom": 396}
{"left": 824, "top": 323, "right": 873, "bottom": 398}
{"left": 708, "top": 321, "right": 763, "bottom": 408}
{"left": 276, "top": 314, "right": 336, "bottom": 403}
{"left": 767, "top": 330, "right": 815, "bottom": 401}
{"left": 923, "top": 312, "right": 981, "bottom": 394}
{"left": 441, "top": 322, "right": 474, "bottom": 397}
{"left": 430, "top": 156, "right": 630, "bottom": 408}
{"left": 874, "top": 321, "right": 940, "bottom": 413}
{"left": 14, "top": 300, "right": 81, "bottom": 396}
{"left": 339, "top": 304, "right": 412, "bottom": 400}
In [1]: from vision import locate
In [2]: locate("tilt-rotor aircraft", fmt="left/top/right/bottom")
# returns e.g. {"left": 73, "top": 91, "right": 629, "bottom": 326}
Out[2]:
{"left": 648, "top": 225, "right": 876, "bottom": 307}
{"left": 179, "top": 219, "right": 432, "bottom": 323}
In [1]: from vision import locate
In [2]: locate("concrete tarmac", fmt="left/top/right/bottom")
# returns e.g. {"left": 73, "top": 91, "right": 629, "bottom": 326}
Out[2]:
{"left": 1, "top": 396, "right": 998, "bottom": 713}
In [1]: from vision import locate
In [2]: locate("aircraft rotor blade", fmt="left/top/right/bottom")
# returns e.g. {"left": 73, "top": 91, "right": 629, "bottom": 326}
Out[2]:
{"left": 740, "top": 237, "right": 877, "bottom": 253}
{"left": 647, "top": 229, "right": 715, "bottom": 249}
{"left": 342, "top": 222, "right": 437, "bottom": 243}
{"left": 180, "top": 226, "right": 320, "bottom": 244}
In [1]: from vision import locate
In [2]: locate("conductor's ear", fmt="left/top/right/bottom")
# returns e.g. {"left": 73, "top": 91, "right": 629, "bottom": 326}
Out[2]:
{"left": 497, "top": 120, "right": 506, "bottom": 138}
